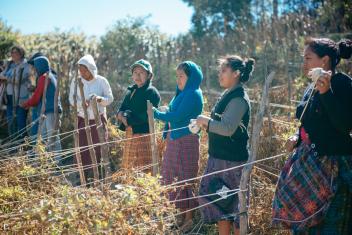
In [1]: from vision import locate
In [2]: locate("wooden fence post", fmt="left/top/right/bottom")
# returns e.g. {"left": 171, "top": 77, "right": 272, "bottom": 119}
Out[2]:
{"left": 52, "top": 65, "right": 61, "bottom": 139}
{"left": 37, "top": 73, "right": 50, "bottom": 140}
{"left": 147, "top": 100, "right": 158, "bottom": 176}
{"left": 239, "top": 71, "right": 275, "bottom": 235}
{"left": 73, "top": 77, "right": 86, "bottom": 186}
{"left": 91, "top": 97, "right": 111, "bottom": 182}
{"left": 77, "top": 77, "right": 99, "bottom": 187}
{"left": 45, "top": 65, "right": 61, "bottom": 151}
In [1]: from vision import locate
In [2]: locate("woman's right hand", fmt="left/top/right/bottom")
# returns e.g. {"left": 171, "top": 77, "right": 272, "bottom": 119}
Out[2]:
{"left": 285, "top": 135, "right": 298, "bottom": 152}
{"left": 116, "top": 111, "right": 123, "bottom": 119}
{"left": 116, "top": 111, "right": 128, "bottom": 126}
{"left": 158, "top": 106, "right": 169, "bottom": 112}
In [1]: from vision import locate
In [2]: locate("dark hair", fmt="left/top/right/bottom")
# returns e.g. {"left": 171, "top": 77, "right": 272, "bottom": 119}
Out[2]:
{"left": 218, "top": 55, "right": 255, "bottom": 83}
{"left": 11, "top": 45, "right": 25, "bottom": 59}
{"left": 305, "top": 37, "right": 352, "bottom": 71}
{"left": 176, "top": 62, "right": 192, "bottom": 77}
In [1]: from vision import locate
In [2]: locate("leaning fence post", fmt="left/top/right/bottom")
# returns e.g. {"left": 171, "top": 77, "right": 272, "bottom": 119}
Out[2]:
{"left": 239, "top": 71, "right": 275, "bottom": 235}
{"left": 50, "top": 64, "right": 61, "bottom": 147}
{"left": 147, "top": 100, "right": 158, "bottom": 176}
{"left": 37, "top": 73, "right": 50, "bottom": 140}
{"left": 91, "top": 97, "right": 111, "bottom": 182}
{"left": 73, "top": 76, "right": 86, "bottom": 186}
{"left": 77, "top": 77, "right": 99, "bottom": 187}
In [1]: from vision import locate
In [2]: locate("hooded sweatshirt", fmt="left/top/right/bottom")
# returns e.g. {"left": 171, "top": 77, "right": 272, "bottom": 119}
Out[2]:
{"left": 154, "top": 61, "right": 204, "bottom": 140}
{"left": 23, "top": 56, "right": 62, "bottom": 114}
{"left": 69, "top": 55, "right": 114, "bottom": 120}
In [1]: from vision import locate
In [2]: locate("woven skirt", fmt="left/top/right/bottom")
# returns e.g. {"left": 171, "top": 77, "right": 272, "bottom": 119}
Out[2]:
{"left": 121, "top": 127, "right": 152, "bottom": 172}
{"left": 161, "top": 134, "right": 200, "bottom": 210}
{"left": 272, "top": 142, "right": 352, "bottom": 234}
{"left": 198, "top": 156, "right": 245, "bottom": 225}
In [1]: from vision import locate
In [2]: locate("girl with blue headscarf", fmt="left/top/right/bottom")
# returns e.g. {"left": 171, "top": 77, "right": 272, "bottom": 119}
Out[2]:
{"left": 153, "top": 61, "right": 204, "bottom": 232}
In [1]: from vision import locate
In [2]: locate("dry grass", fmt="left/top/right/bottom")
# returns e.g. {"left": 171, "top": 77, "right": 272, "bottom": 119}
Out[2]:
{"left": 0, "top": 150, "right": 177, "bottom": 234}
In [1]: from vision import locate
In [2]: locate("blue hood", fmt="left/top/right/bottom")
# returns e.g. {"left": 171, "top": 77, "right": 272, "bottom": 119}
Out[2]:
{"left": 33, "top": 56, "right": 50, "bottom": 76}
{"left": 175, "top": 61, "right": 203, "bottom": 95}
{"left": 154, "top": 60, "right": 203, "bottom": 140}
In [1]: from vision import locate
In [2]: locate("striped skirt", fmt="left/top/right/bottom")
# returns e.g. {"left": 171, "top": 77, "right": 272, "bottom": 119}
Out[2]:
{"left": 121, "top": 127, "right": 152, "bottom": 172}
{"left": 198, "top": 156, "right": 245, "bottom": 225}
{"left": 161, "top": 134, "right": 200, "bottom": 210}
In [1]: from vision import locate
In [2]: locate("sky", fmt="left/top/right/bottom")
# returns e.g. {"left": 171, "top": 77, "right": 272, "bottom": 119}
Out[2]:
{"left": 0, "top": 0, "right": 193, "bottom": 37}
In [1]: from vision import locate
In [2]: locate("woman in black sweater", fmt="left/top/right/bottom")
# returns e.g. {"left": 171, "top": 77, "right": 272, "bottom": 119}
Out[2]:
{"left": 117, "top": 59, "right": 160, "bottom": 172}
{"left": 272, "top": 38, "right": 352, "bottom": 234}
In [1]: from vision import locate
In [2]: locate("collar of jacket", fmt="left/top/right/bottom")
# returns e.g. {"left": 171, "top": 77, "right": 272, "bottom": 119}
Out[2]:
{"left": 127, "top": 79, "right": 151, "bottom": 91}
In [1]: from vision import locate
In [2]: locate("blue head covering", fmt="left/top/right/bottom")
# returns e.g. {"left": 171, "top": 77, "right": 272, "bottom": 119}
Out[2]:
{"left": 170, "top": 61, "right": 203, "bottom": 108}
{"left": 154, "top": 60, "right": 204, "bottom": 140}
{"left": 33, "top": 56, "right": 50, "bottom": 76}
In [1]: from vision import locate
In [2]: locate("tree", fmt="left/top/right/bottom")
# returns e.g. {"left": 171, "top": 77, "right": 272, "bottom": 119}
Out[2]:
{"left": 182, "top": 0, "right": 253, "bottom": 38}
{"left": 0, "top": 19, "right": 18, "bottom": 60}
{"left": 98, "top": 16, "right": 174, "bottom": 90}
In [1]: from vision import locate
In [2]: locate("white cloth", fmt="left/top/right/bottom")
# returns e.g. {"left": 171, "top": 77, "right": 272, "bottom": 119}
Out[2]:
{"left": 69, "top": 55, "right": 113, "bottom": 120}
{"left": 77, "top": 54, "right": 98, "bottom": 78}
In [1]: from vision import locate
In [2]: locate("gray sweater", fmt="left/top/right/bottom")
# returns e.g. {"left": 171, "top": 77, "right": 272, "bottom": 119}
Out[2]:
{"left": 208, "top": 84, "right": 248, "bottom": 136}
{"left": 5, "top": 59, "right": 31, "bottom": 104}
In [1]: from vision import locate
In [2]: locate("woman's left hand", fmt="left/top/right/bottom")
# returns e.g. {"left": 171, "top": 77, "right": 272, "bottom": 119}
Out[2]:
{"left": 196, "top": 115, "right": 211, "bottom": 129}
{"left": 315, "top": 71, "right": 332, "bottom": 94}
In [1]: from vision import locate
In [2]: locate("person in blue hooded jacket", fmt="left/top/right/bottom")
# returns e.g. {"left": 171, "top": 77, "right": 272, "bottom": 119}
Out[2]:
{"left": 153, "top": 61, "right": 204, "bottom": 231}
{"left": 20, "top": 56, "right": 62, "bottom": 156}
{"left": 27, "top": 52, "right": 45, "bottom": 138}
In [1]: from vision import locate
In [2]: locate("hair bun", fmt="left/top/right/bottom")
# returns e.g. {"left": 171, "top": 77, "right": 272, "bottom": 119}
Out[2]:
{"left": 338, "top": 39, "right": 352, "bottom": 59}
{"left": 240, "top": 58, "right": 255, "bottom": 83}
{"left": 245, "top": 58, "right": 255, "bottom": 71}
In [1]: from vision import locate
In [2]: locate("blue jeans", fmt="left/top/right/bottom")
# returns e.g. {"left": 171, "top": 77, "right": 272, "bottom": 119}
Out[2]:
{"left": 30, "top": 106, "right": 39, "bottom": 137}
{"left": 6, "top": 95, "right": 28, "bottom": 138}
{"left": 40, "top": 112, "right": 62, "bottom": 163}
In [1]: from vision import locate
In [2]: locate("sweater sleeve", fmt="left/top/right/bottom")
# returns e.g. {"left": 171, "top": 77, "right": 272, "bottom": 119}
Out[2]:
{"left": 99, "top": 78, "right": 114, "bottom": 107}
{"left": 319, "top": 78, "right": 352, "bottom": 132}
{"left": 149, "top": 88, "right": 161, "bottom": 108}
{"left": 23, "top": 75, "right": 46, "bottom": 108}
{"left": 208, "top": 97, "right": 248, "bottom": 136}
{"left": 153, "top": 92, "right": 200, "bottom": 123}
{"left": 118, "top": 91, "right": 130, "bottom": 113}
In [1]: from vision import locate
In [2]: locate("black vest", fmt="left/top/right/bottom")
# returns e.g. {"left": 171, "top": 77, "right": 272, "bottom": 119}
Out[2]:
{"left": 208, "top": 86, "right": 250, "bottom": 162}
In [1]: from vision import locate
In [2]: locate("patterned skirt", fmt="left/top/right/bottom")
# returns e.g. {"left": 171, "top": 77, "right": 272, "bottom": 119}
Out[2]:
{"left": 121, "top": 127, "right": 152, "bottom": 172}
{"left": 198, "top": 156, "right": 245, "bottom": 225}
{"left": 272, "top": 142, "right": 352, "bottom": 234}
{"left": 294, "top": 156, "right": 352, "bottom": 235}
{"left": 161, "top": 134, "right": 200, "bottom": 210}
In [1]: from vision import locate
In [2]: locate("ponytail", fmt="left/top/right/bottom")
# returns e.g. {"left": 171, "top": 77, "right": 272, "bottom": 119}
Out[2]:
{"left": 240, "top": 58, "right": 255, "bottom": 83}
{"left": 338, "top": 39, "right": 352, "bottom": 60}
